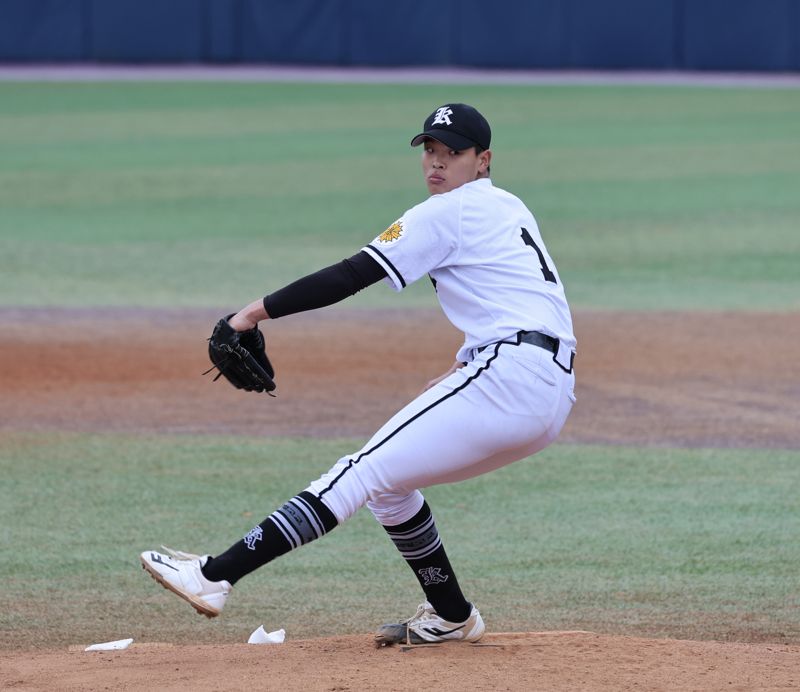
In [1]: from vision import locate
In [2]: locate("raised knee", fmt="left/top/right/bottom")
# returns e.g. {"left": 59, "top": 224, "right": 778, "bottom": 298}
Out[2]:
{"left": 367, "top": 491, "right": 425, "bottom": 526}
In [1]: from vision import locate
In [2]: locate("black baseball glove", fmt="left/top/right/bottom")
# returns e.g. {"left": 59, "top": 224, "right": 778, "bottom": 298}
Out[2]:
{"left": 205, "top": 315, "right": 276, "bottom": 394}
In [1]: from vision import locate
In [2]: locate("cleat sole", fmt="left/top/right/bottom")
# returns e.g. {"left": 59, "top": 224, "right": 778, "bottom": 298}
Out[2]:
{"left": 140, "top": 556, "right": 219, "bottom": 618}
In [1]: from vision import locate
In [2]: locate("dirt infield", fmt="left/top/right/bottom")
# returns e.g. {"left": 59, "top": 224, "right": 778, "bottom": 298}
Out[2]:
{"left": 1, "top": 307, "right": 797, "bottom": 447}
{"left": 1, "top": 307, "right": 798, "bottom": 690}
{"left": 2, "top": 633, "right": 799, "bottom": 692}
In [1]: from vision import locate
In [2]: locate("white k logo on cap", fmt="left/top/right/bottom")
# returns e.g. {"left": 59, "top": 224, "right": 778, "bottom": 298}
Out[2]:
{"left": 431, "top": 106, "right": 453, "bottom": 126}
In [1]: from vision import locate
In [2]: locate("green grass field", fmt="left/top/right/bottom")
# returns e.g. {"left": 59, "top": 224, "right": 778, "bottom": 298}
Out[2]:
{"left": 1, "top": 82, "right": 798, "bottom": 310}
{"left": 0, "top": 81, "right": 798, "bottom": 649}
{"left": 2, "top": 433, "right": 798, "bottom": 647}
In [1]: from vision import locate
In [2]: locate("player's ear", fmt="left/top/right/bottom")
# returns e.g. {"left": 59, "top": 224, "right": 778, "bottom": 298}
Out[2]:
{"left": 477, "top": 148, "right": 492, "bottom": 175}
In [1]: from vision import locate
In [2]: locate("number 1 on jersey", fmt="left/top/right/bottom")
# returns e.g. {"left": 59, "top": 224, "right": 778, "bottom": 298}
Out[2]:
{"left": 520, "top": 227, "right": 557, "bottom": 284}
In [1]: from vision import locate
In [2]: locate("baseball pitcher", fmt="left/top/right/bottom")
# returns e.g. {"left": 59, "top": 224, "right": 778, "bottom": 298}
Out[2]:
{"left": 141, "top": 103, "right": 577, "bottom": 646}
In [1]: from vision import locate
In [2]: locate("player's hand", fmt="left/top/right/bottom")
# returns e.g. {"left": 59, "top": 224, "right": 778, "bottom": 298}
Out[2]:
{"left": 419, "top": 361, "right": 464, "bottom": 395}
{"left": 228, "top": 299, "right": 270, "bottom": 332}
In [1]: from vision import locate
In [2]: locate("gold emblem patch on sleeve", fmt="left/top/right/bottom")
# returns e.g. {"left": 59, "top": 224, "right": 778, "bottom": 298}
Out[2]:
{"left": 378, "top": 220, "right": 403, "bottom": 244}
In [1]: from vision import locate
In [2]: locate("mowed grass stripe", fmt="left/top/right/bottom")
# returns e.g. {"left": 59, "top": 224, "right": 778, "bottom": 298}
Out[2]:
{"left": 1, "top": 432, "right": 797, "bottom": 647}
{"left": 0, "top": 82, "right": 798, "bottom": 310}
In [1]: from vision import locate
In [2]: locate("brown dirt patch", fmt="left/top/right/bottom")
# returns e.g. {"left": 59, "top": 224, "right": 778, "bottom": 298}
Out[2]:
{"left": 2, "top": 633, "right": 798, "bottom": 692}
{"left": 1, "top": 307, "right": 798, "bottom": 689}
{"left": 0, "top": 307, "right": 797, "bottom": 447}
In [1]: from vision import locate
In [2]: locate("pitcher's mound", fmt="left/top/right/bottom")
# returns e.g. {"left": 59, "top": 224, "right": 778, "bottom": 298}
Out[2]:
{"left": 4, "top": 631, "right": 799, "bottom": 691}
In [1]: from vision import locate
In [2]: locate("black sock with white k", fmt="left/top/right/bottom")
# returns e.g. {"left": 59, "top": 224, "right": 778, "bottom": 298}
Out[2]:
{"left": 382, "top": 501, "right": 472, "bottom": 623}
{"left": 201, "top": 491, "right": 338, "bottom": 585}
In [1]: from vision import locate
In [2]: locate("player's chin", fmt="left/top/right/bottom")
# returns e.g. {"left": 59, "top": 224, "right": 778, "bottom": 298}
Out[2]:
{"left": 426, "top": 179, "right": 449, "bottom": 195}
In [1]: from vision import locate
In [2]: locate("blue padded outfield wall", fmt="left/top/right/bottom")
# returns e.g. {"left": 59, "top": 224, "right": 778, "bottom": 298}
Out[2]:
{"left": 1, "top": 0, "right": 799, "bottom": 70}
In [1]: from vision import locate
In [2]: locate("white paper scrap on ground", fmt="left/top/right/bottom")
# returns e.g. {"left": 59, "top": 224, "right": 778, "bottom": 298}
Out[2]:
{"left": 84, "top": 638, "right": 134, "bottom": 651}
{"left": 248, "top": 626, "right": 286, "bottom": 644}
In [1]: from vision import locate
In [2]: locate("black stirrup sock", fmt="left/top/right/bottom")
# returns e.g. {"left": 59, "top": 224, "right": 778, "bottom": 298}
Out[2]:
{"left": 202, "top": 491, "right": 337, "bottom": 585}
{"left": 382, "top": 501, "right": 472, "bottom": 623}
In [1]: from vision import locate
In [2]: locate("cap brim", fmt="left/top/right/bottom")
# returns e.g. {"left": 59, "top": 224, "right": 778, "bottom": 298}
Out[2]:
{"left": 410, "top": 130, "right": 478, "bottom": 151}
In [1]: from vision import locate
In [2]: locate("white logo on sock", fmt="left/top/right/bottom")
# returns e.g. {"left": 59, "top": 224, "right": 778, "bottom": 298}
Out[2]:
{"left": 418, "top": 566, "right": 449, "bottom": 585}
{"left": 244, "top": 525, "right": 263, "bottom": 551}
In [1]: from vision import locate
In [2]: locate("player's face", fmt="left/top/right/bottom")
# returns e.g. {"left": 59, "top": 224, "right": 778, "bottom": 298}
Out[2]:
{"left": 421, "top": 138, "right": 491, "bottom": 195}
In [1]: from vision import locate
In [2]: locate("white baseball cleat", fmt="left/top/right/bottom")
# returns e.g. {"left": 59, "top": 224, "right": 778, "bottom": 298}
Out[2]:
{"left": 140, "top": 547, "right": 231, "bottom": 618}
{"left": 375, "top": 601, "right": 485, "bottom": 645}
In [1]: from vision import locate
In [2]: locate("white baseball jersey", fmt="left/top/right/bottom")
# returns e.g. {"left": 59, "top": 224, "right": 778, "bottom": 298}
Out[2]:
{"left": 362, "top": 178, "right": 576, "bottom": 364}
{"left": 306, "top": 178, "right": 577, "bottom": 527}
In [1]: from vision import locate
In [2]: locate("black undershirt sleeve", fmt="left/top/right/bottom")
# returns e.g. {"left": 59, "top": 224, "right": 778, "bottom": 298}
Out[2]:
{"left": 263, "top": 250, "right": 388, "bottom": 319}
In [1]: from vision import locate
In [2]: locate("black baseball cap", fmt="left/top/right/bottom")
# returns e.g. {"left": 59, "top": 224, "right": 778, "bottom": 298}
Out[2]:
{"left": 410, "top": 103, "right": 491, "bottom": 151}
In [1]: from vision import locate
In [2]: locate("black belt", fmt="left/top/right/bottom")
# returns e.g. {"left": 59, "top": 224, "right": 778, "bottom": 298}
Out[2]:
{"left": 476, "top": 330, "right": 557, "bottom": 355}
{"left": 518, "top": 330, "right": 559, "bottom": 354}
{"left": 476, "top": 330, "right": 574, "bottom": 373}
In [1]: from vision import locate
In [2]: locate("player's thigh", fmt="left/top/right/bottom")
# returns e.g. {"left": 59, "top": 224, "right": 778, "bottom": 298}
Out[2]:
{"left": 358, "top": 346, "right": 571, "bottom": 492}
{"left": 310, "top": 345, "right": 573, "bottom": 520}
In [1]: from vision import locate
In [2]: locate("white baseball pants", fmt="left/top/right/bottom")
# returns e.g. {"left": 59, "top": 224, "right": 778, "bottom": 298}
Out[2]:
{"left": 306, "top": 338, "right": 576, "bottom": 527}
